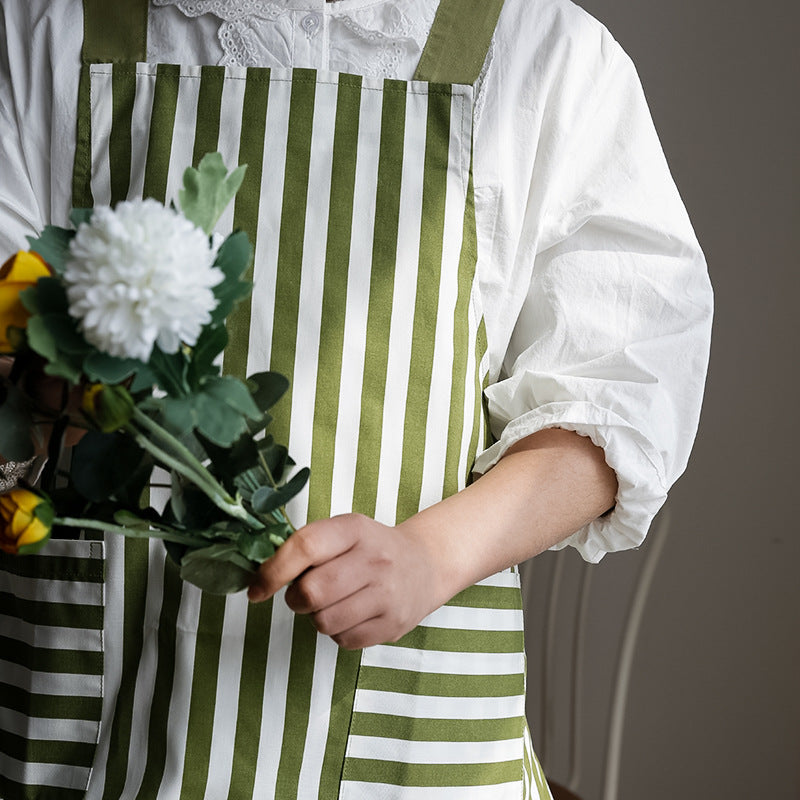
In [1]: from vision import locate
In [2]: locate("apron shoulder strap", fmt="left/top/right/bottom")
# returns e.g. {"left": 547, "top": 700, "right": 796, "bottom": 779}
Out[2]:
{"left": 413, "top": 0, "right": 506, "bottom": 85}
{"left": 81, "top": 0, "right": 148, "bottom": 63}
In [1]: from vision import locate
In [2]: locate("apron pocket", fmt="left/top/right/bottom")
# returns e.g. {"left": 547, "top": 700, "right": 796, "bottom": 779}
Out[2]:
{"left": 0, "top": 539, "right": 105, "bottom": 800}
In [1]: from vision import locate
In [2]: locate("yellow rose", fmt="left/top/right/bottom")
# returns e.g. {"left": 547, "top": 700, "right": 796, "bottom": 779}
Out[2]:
{"left": 0, "top": 487, "right": 53, "bottom": 554}
{"left": 0, "top": 250, "right": 52, "bottom": 353}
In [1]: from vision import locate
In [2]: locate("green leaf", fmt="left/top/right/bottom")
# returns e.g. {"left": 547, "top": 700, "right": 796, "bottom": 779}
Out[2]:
{"left": 247, "top": 371, "right": 289, "bottom": 413}
{"left": 192, "top": 393, "right": 249, "bottom": 446}
{"left": 210, "top": 232, "right": 252, "bottom": 325}
{"left": 69, "top": 208, "right": 93, "bottom": 228}
{"left": 19, "top": 278, "right": 69, "bottom": 315}
{"left": 236, "top": 530, "right": 277, "bottom": 563}
{"left": 191, "top": 375, "right": 262, "bottom": 446}
{"left": 251, "top": 467, "right": 310, "bottom": 515}
{"left": 258, "top": 437, "right": 290, "bottom": 483}
{"left": 159, "top": 396, "right": 195, "bottom": 439}
{"left": 187, "top": 324, "right": 227, "bottom": 387}
{"left": 165, "top": 540, "right": 189, "bottom": 566}
{"left": 169, "top": 475, "right": 221, "bottom": 528}
{"left": 129, "top": 363, "right": 158, "bottom": 394}
{"left": 179, "top": 153, "right": 247, "bottom": 236}
{"left": 179, "top": 542, "right": 255, "bottom": 594}
{"left": 41, "top": 314, "right": 91, "bottom": 356}
{"left": 71, "top": 430, "right": 146, "bottom": 503}
{"left": 26, "top": 226, "right": 74, "bottom": 275}
{"left": 203, "top": 375, "right": 261, "bottom": 419}
{"left": 25, "top": 316, "right": 58, "bottom": 362}
{"left": 195, "top": 431, "right": 259, "bottom": 493}
{"left": 148, "top": 346, "right": 190, "bottom": 397}
{"left": 83, "top": 352, "right": 141, "bottom": 384}
{"left": 25, "top": 316, "right": 83, "bottom": 384}
{"left": 0, "top": 384, "right": 35, "bottom": 461}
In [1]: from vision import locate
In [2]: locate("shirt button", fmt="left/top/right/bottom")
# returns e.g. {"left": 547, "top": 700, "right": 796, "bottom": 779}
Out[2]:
{"left": 301, "top": 13, "right": 321, "bottom": 36}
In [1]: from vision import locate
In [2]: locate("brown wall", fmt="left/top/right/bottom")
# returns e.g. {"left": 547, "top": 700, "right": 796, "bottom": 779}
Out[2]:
{"left": 525, "top": 1, "right": 800, "bottom": 797}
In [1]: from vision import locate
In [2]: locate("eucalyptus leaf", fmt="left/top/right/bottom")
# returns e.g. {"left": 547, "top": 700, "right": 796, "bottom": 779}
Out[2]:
{"left": 195, "top": 431, "right": 259, "bottom": 493}
{"left": 0, "top": 384, "right": 35, "bottom": 461}
{"left": 179, "top": 153, "right": 247, "bottom": 236}
{"left": 251, "top": 467, "right": 309, "bottom": 516}
{"left": 236, "top": 531, "right": 276, "bottom": 563}
{"left": 192, "top": 394, "right": 248, "bottom": 446}
{"left": 203, "top": 375, "right": 261, "bottom": 419}
{"left": 247, "top": 371, "right": 289, "bottom": 413}
{"left": 159, "top": 396, "right": 195, "bottom": 438}
{"left": 169, "top": 474, "right": 222, "bottom": 529}
{"left": 26, "top": 226, "right": 74, "bottom": 275}
{"left": 190, "top": 375, "right": 263, "bottom": 446}
{"left": 258, "top": 438, "right": 289, "bottom": 483}
{"left": 233, "top": 466, "right": 266, "bottom": 502}
{"left": 179, "top": 542, "right": 255, "bottom": 595}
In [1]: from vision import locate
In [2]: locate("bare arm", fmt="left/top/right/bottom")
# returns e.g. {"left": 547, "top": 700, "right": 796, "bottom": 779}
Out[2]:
{"left": 248, "top": 427, "right": 617, "bottom": 649}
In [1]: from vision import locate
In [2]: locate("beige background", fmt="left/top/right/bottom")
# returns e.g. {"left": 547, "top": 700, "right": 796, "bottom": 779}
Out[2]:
{"left": 522, "top": 0, "right": 800, "bottom": 797}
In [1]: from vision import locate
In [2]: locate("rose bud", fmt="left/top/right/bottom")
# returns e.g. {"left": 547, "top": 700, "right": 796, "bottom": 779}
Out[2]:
{"left": 0, "top": 251, "right": 52, "bottom": 353}
{"left": 81, "top": 383, "right": 135, "bottom": 432}
{"left": 0, "top": 488, "right": 54, "bottom": 554}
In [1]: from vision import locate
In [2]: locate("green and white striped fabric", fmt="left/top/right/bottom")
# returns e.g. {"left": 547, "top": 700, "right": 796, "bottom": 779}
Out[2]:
{"left": 0, "top": 539, "right": 105, "bottom": 800}
{"left": 0, "top": 0, "right": 554, "bottom": 796}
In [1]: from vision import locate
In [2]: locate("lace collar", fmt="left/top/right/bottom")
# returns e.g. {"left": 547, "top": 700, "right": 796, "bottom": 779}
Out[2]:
{"left": 153, "top": 0, "right": 438, "bottom": 77}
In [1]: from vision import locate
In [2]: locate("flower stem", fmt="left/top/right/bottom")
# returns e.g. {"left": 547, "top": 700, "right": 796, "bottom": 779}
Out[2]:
{"left": 54, "top": 517, "right": 209, "bottom": 548}
{"left": 258, "top": 452, "right": 296, "bottom": 534}
{"left": 123, "top": 423, "right": 264, "bottom": 530}
{"left": 131, "top": 408, "right": 223, "bottom": 492}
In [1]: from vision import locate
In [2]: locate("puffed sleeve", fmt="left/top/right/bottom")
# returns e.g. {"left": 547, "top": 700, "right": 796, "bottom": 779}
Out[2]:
{"left": 472, "top": 17, "right": 713, "bottom": 562}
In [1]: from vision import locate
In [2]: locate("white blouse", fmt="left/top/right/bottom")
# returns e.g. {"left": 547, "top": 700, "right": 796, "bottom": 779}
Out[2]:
{"left": 0, "top": 0, "right": 713, "bottom": 562}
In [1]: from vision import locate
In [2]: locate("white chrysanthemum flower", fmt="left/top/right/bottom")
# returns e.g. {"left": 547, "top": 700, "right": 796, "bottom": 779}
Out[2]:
{"left": 64, "top": 199, "right": 224, "bottom": 362}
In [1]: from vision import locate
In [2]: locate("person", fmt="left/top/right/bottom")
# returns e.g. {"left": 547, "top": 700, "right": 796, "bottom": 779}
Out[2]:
{"left": 0, "top": 0, "right": 712, "bottom": 798}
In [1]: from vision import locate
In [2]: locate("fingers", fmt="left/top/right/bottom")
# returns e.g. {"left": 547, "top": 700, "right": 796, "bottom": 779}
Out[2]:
{"left": 247, "top": 514, "right": 360, "bottom": 602}
{"left": 329, "top": 614, "right": 407, "bottom": 651}
{"left": 284, "top": 554, "right": 372, "bottom": 614}
{"left": 307, "top": 586, "right": 384, "bottom": 641}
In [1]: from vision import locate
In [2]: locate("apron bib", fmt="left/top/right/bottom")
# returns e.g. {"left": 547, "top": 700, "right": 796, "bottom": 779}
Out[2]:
{"left": 1, "top": 1, "right": 553, "bottom": 798}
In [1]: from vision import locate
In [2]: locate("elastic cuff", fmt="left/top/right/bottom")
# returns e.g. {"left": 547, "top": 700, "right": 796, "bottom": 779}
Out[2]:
{"left": 472, "top": 401, "right": 667, "bottom": 563}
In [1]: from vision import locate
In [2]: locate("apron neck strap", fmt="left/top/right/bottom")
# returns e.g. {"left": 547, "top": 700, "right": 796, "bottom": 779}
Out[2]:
{"left": 80, "top": 0, "right": 502, "bottom": 80}
{"left": 413, "top": 0, "right": 506, "bottom": 85}
{"left": 81, "top": 0, "right": 148, "bottom": 63}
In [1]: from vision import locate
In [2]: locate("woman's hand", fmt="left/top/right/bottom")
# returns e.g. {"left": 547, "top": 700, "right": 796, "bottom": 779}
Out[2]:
{"left": 248, "top": 513, "right": 447, "bottom": 649}
{"left": 248, "top": 428, "right": 618, "bottom": 650}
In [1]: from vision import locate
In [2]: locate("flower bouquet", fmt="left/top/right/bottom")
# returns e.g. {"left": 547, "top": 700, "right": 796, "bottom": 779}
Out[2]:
{"left": 0, "top": 153, "right": 306, "bottom": 594}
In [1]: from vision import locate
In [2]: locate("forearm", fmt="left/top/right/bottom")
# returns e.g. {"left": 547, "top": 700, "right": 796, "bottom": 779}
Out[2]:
{"left": 249, "top": 426, "right": 618, "bottom": 649}
{"left": 399, "top": 427, "right": 617, "bottom": 607}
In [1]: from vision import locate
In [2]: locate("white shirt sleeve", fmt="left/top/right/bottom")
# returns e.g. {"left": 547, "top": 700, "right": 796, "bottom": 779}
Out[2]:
{"left": 473, "top": 5, "right": 713, "bottom": 562}
{"left": 0, "top": 6, "right": 44, "bottom": 253}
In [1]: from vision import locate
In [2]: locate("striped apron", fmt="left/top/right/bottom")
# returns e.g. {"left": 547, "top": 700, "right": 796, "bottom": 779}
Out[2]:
{"left": 0, "top": 1, "right": 553, "bottom": 797}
